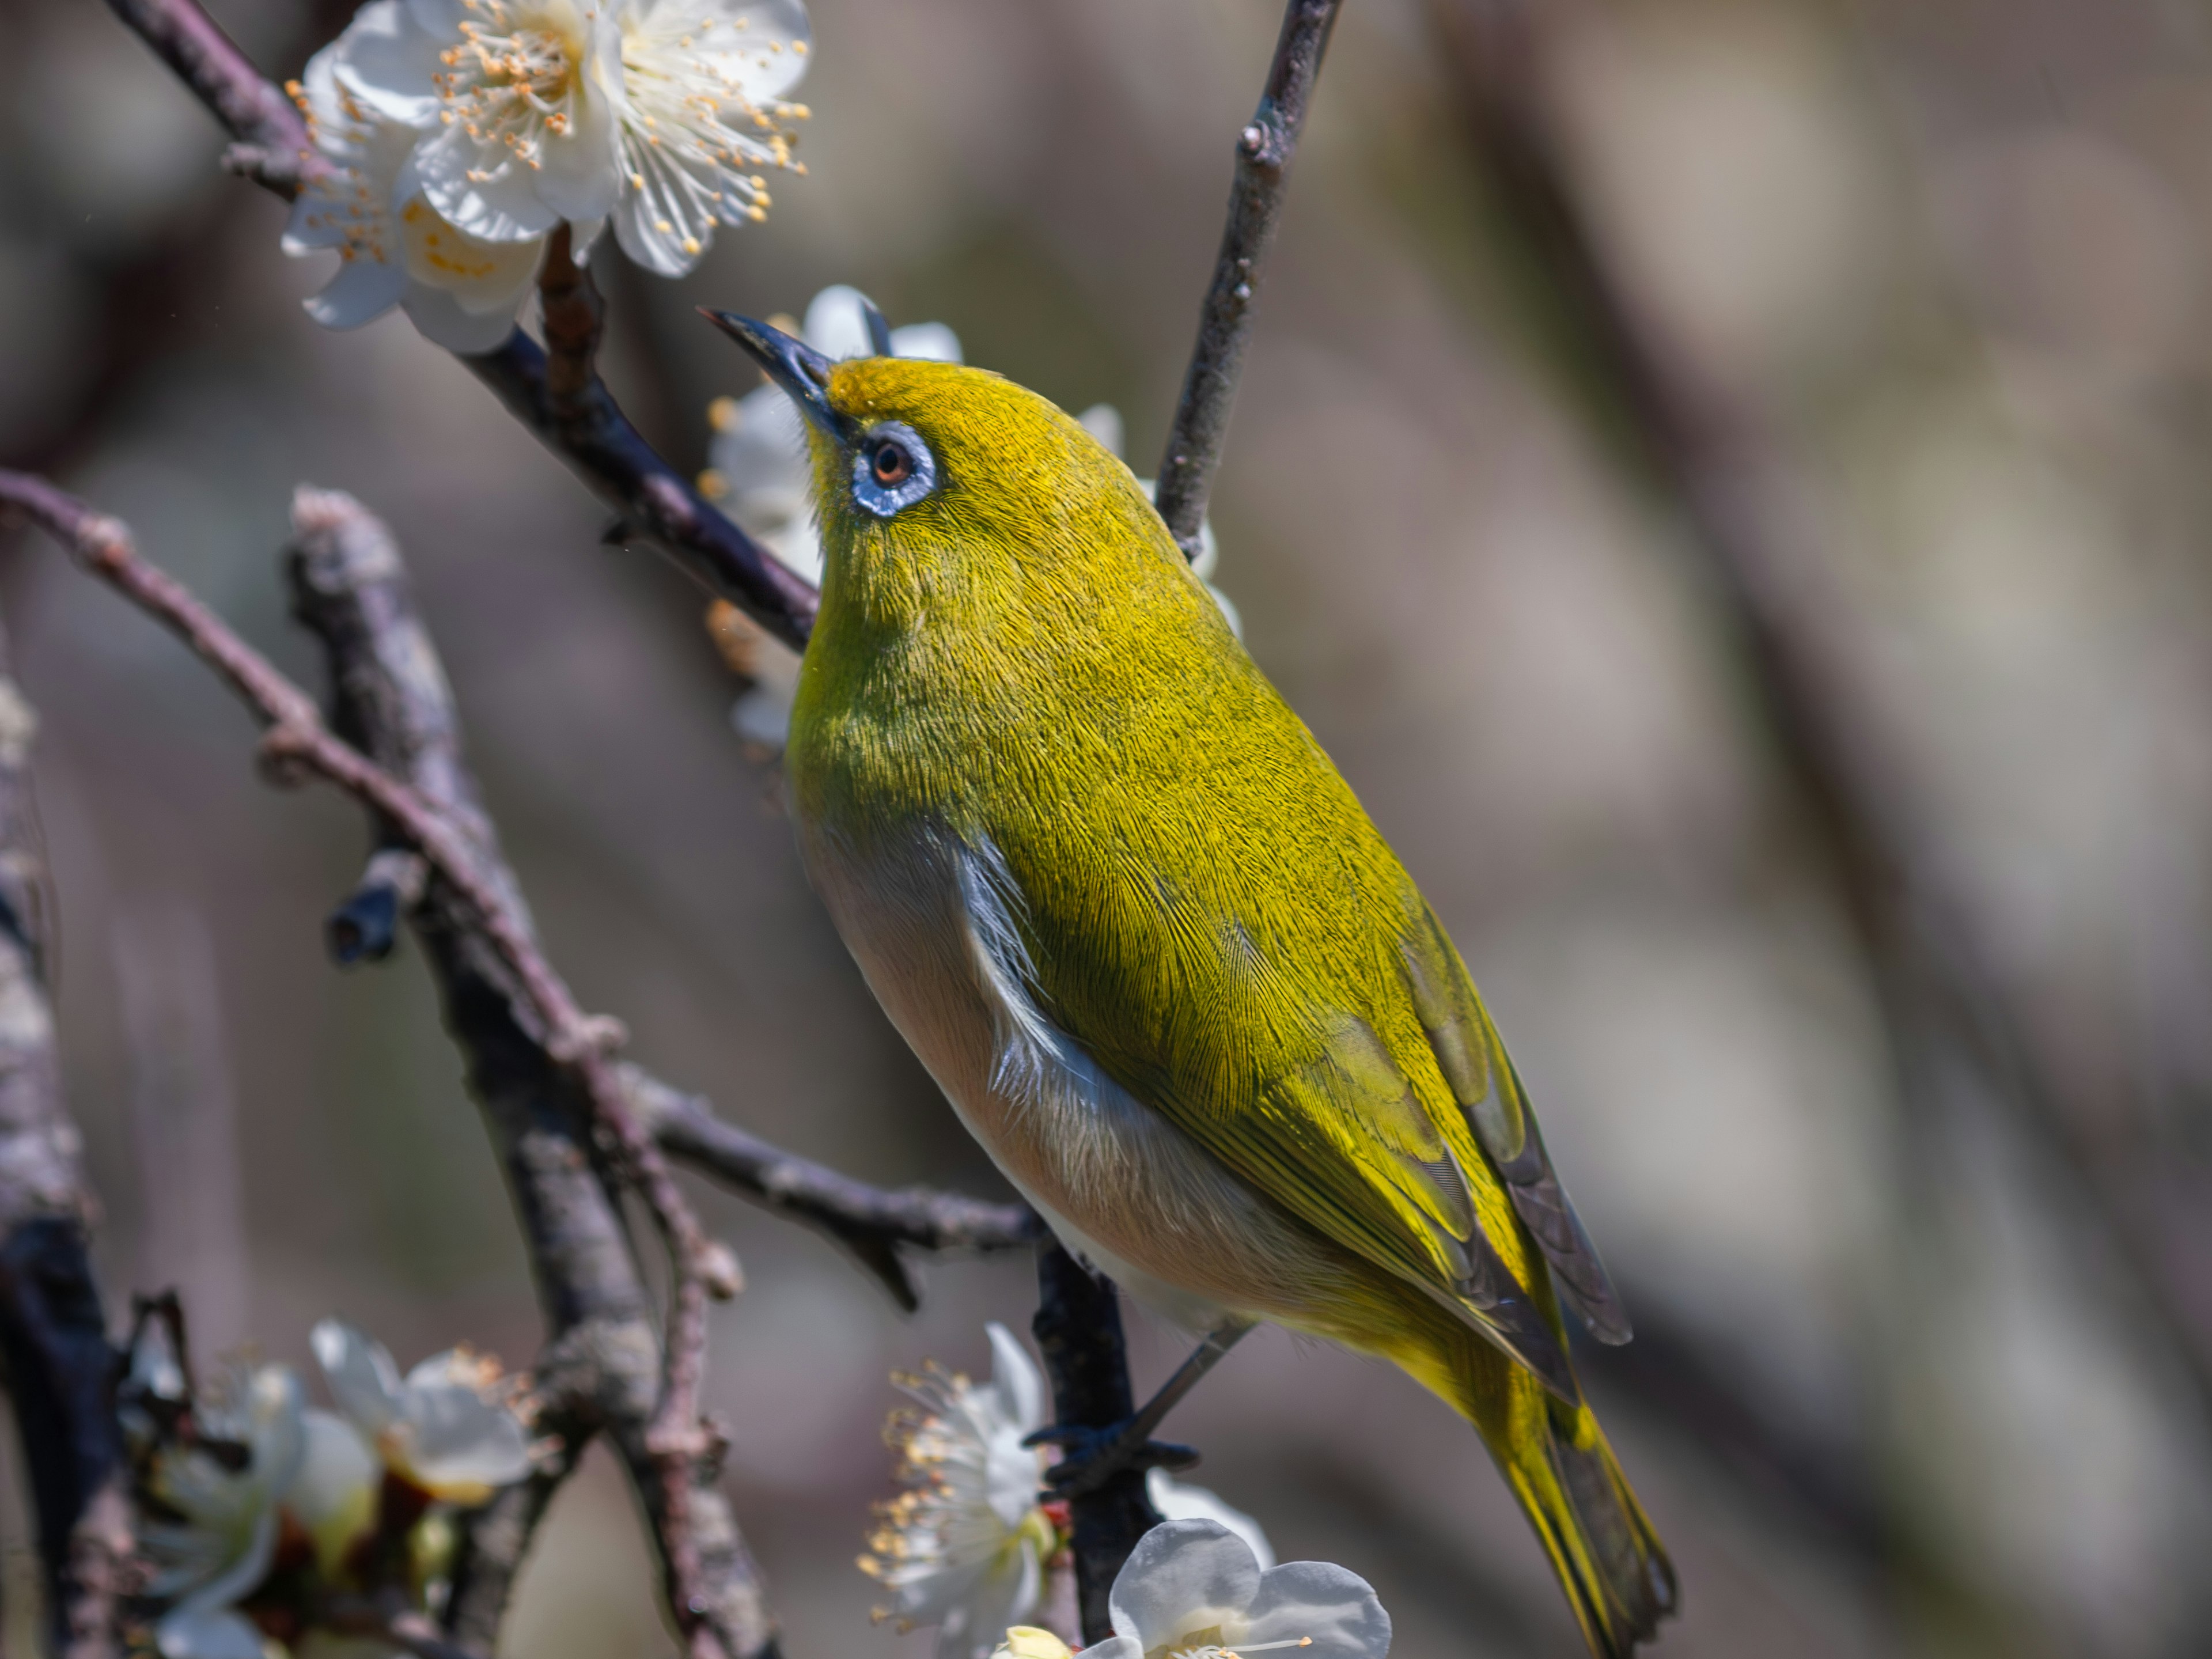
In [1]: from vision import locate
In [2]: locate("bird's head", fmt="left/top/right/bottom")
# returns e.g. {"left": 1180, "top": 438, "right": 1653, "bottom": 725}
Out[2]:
{"left": 703, "top": 309, "right": 1195, "bottom": 642}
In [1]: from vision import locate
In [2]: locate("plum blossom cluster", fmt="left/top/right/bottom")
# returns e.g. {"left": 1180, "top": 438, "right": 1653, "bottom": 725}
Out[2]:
{"left": 127, "top": 1315, "right": 535, "bottom": 1659}
{"left": 284, "top": 0, "right": 812, "bottom": 351}
{"left": 859, "top": 1324, "right": 1279, "bottom": 1659}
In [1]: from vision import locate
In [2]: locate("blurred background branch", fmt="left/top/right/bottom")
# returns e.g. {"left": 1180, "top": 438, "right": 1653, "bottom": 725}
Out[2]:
{"left": 0, "top": 630, "right": 128, "bottom": 1659}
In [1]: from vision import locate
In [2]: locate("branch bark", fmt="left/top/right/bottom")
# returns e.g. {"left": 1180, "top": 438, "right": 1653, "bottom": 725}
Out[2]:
{"left": 627, "top": 1069, "right": 1040, "bottom": 1313}
{"left": 101, "top": 0, "right": 818, "bottom": 652}
{"left": 0, "top": 625, "right": 128, "bottom": 1659}
{"left": 1152, "top": 0, "right": 1344, "bottom": 560}
{"left": 1428, "top": 0, "right": 2212, "bottom": 1421}
{"left": 1031, "top": 1248, "right": 1162, "bottom": 1645}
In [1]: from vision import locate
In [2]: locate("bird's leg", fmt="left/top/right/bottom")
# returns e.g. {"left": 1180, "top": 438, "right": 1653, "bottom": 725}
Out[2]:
{"left": 1027, "top": 1318, "right": 1257, "bottom": 1498}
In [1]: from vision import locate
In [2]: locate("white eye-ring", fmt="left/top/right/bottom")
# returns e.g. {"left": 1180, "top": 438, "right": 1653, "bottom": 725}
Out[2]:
{"left": 852, "top": 422, "right": 937, "bottom": 517}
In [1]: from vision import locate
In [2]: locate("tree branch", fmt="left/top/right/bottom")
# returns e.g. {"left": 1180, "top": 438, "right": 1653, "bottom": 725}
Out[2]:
{"left": 1427, "top": 0, "right": 2212, "bottom": 1422}
{"left": 100, "top": 0, "right": 818, "bottom": 652}
{"left": 1031, "top": 1248, "right": 1162, "bottom": 1645}
{"left": 1152, "top": 0, "right": 1344, "bottom": 560}
{"left": 0, "top": 620, "right": 128, "bottom": 1659}
{"left": 626, "top": 1069, "right": 1041, "bottom": 1313}
{"left": 1, "top": 470, "right": 760, "bottom": 1659}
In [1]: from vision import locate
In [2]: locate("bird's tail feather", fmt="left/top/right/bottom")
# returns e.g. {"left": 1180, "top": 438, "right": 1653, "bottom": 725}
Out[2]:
{"left": 1498, "top": 1395, "right": 1676, "bottom": 1657}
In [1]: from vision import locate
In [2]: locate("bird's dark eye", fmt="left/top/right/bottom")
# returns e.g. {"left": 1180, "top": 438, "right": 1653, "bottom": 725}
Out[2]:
{"left": 851, "top": 421, "right": 937, "bottom": 517}
{"left": 872, "top": 441, "right": 912, "bottom": 486}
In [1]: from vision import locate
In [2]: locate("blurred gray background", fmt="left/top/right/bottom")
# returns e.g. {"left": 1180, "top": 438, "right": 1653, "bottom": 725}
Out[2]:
{"left": 6, "top": 0, "right": 2212, "bottom": 1655}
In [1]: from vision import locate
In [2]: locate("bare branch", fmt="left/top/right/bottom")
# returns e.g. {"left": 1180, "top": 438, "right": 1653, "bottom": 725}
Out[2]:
{"left": 627, "top": 1068, "right": 1041, "bottom": 1312}
{"left": 1031, "top": 1248, "right": 1162, "bottom": 1645}
{"left": 99, "top": 0, "right": 819, "bottom": 652}
{"left": 0, "top": 617, "right": 128, "bottom": 1659}
{"left": 1152, "top": 0, "right": 1344, "bottom": 560}
{"left": 1, "top": 469, "right": 757, "bottom": 1659}
{"left": 1427, "top": 0, "right": 2212, "bottom": 1423}
{"left": 102, "top": 0, "right": 320, "bottom": 188}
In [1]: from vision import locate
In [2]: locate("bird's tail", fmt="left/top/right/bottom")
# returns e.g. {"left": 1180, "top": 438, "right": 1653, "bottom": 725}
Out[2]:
{"left": 1486, "top": 1374, "right": 1677, "bottom": 1656}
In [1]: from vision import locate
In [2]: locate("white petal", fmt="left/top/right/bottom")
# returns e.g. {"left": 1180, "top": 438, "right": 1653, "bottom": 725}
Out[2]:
{"left": 1105, "top": 1520, "right": 1262, "bottom": 1652}
{"left": 313, "top": 1320, "right": 405, "bottom": 1434}
{"left": 535, "top": 14, "right": 625, "bottom": 224}
{"left": 933, "top": 1541, "right": 1040, "bottom": 1659}
{"left": 985, "top": 1324, "right": 1045, "bottom": 1437}
{"left": 1077, "top": 404, "right": 1124, "bottom": 460}
{"left": 1145, "top": 1473, "right": 1273, "bottom": 1570}
{"left": 803, "top": 286, "right": 875, "bottom": 361}
{"left": 156, "top": 1608, "right": 268, "bottom": 1659}
{"left": 891, "top": 321, "right": 963, "bottom": 363}
{"left": 1068, "top": 1641, "right": 1139, "bottom": 1659}
{"left": 392, "top": 1362, "right": 533, "bottom": 1496}
{"left": 611, "top": 184, "right": 698, "bottom": 278}
{"left": 303, "top": 255, "right": 408, "bottom": 331}
{"left": 396, "top": 192, "right": 544, "bottom": 308}
{"left": 676, "top": 0, "right": 813, "bottom": 102}
{"left": 414, "top": 124, "right": 565, "bottom": 243}
{"left": 1241, "top": 1560, "right": 1391, "bottom": 1659}
{"left": 331, "top": 0, "right": 446, "bottom": 127}
{"left": 570, "top": 215, "right": 608, "bottom": 262}
{"left": 284, "top": 1411, "right": 380, "bottom": 1575}
{"left": 402, "top": 285, "right": 521, "bottom": 353}
{"left": 730, "top": 683, "right": 794, "bottom": 751}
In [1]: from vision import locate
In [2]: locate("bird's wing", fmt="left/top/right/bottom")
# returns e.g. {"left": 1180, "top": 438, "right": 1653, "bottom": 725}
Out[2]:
{"left": 976, "top": 787, "right": 1624, "bottom": 1399}
{"left": 1398, "top": 902, "right": 1632, "bottom": 1346}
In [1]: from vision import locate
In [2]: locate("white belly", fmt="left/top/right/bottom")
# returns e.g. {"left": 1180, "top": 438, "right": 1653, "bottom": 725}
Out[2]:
{"left": 800, "top": 820, "right": 1337, "bottom": 1332}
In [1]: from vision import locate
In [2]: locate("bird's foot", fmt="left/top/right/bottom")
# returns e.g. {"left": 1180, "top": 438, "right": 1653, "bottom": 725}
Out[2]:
{"left": 1024, "top": 1420, "right": 1200, "bottom": 1499}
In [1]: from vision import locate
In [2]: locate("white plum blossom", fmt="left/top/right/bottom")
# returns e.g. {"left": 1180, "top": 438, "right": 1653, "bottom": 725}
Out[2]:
{"left": 1078, "top": 1519, "right": 1391, "bottom": 1659}
{"left": 311, "top": 1319, "right": 534, "bottom": 1505}
{"left": 1146, "top": 1471, "right": 1274, "bottom": 1571}
{"left": 139, "top": 1362, "right": 306, "bottom": 1659}
{"left": 284, "top": 2, "right": 548, "bottom": 352}
{"left": 861, "top": 1325, "right": 1277, "bottom": 1659}
{"left": 331, "top": 0, "right": 810, "bottom": 277}
{"left": 862, "top": 1323, "right": 1056, "bottom": 1659}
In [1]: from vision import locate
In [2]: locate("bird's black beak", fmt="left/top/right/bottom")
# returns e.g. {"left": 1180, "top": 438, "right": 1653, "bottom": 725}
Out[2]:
{"left": 699, "top": 310, "right": 858, "bottom": 444}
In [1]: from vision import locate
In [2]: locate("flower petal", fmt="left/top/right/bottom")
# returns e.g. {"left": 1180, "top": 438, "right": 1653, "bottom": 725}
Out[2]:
{"left": 535, "top": 29, "right": 624, "bottom": 225}
{"left": 331, "top": 0, "right": 446, "bottom": 127}
{"left": 679, "top": 0, "right": 813, "bottom": 102}
{"left": 391, "top": 1356, "right": 534, "bottom": 1497}
{"left": 1144, "top": 1472, "right": 1273, "bottom": 1570}
{"left": 303, "top": 255, "right": 408, "bottom": 332}
{"left": 156, "top": 1607, "right": 268, "bottom": 1659}
{"left": 414, "top": 123, "right": 566, "bottom": 244}
{"left": 1241, "top": 1560, "right": 1392, "bottom": 1659}
{"left": 284, "top": 1411, "right": 381, "bottom": 1577}
{"left": 890, "top": 321, "right": 963, "bottom": 363}
{"left": 1105, "top": 1520, "right": 1263, "bottom": 1652}
{"left": 312, "top": 1319, "right": 405, "bottom": 1434}
{"left": 985, "top": 1323, "right": 1044, "bottom": 1438}
{"left": 802, "top": 285, "right": 874, "bottom": 361}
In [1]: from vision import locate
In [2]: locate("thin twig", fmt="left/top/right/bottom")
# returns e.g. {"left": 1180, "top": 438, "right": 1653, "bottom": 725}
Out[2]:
{"left": 627, "top": 1068, "right": 1041, "bottom": 1312}
{"left": 100, "top": 0, "right": 817, "bottom": 651}
{"left": 1152, "top": 0, "right": 1344, "bottom": 560}
{"left": 1427, "top": 0, "right": 2212, "bottom": 1425}
{"left": 0, "top": 469, "right": 748, "bottom": 1659}
{"left": 0, "top": 622, "right": 129, "bottom": 1659}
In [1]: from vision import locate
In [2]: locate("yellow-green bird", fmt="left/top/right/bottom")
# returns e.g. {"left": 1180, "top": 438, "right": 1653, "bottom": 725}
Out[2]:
{"left": 709, "top": 312, "right": 1677, "bottom": 1657}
